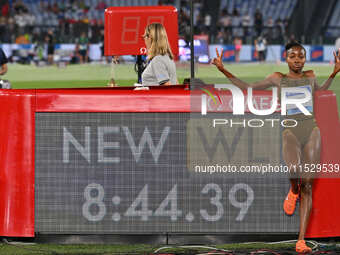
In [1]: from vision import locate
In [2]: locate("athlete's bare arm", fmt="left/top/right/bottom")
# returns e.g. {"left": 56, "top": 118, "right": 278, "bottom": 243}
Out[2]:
{"left": 0, "top": 63, "right": 7, "bottom": 76}
{"left": 315, "top": 49, "right": 340, "bottom": 90}
{"left": 212, "top": 48, "right": 281, "bottom": 89}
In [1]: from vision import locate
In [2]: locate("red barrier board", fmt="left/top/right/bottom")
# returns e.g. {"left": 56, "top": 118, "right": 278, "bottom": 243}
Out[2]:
{"left": 0, "top": 88, "right": 339, "bottom": 237}
{"left": 306, "top": 90, "right": 340, "bottom": 237}
{"left": 0, "top": 90, "right": 35, "bottom": 237}
{"left": 104, "top": 6, "right": 178, "bottom": 57}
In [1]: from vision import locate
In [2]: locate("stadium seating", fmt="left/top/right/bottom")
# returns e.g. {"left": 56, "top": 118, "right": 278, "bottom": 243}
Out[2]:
{"left": 326, "top": 1, "right": 340, "bottom": 37}
{"left": 22, "top": 0, "right": 297, "bottom": 26}
{"left": 22, "top": 0, "right": 171, "bottom": 26}
{"left": 12, "top": 0, "right": 340, "bottom": 44}
{"left": 219, "top": 0, "right": 297, "bottom": 24}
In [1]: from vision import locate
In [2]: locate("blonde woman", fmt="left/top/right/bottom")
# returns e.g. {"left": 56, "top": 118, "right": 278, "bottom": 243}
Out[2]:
{"left": 142, "top": 23, "right": 177, "bottom": 86}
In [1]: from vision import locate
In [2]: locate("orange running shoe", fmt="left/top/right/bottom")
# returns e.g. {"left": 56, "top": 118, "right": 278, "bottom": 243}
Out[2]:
{"left": 296, "top": 240, "right": 312, "bottom": 253}
{"left": 283, "top": 188, "right": 299, "bottom": 215}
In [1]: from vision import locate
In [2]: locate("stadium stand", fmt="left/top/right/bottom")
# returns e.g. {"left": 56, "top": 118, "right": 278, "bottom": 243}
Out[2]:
{"left": 219, "top": 0, "right": 296, "bottom": 24}
{"left": 23, "top": 0, "right": 177, "bottom": 26}
{"left": 0, "top": 0, "right": 339, "bottom": 46}
{"left": 326, "top": 1, "right": 340, "bottom": 38}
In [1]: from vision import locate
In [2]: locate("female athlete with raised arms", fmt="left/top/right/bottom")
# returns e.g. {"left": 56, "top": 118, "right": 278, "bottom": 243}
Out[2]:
{"left": 212, "top": 42, "right": 340, "bottom": 253}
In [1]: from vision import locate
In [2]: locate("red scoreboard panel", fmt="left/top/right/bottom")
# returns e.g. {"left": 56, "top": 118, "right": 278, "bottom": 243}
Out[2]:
{"left": 0, "top": 89, "right": 340, "bottom": 237}
{"left": 104, "top": 6, "right": 178, "bottom": 57}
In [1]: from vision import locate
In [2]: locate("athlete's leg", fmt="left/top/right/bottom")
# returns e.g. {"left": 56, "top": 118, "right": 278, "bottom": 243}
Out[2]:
{"left": 282, "top": 129, "right": 301, "bottom": 194}
{"left": 298, "top": 127, "right": 321, "bottom": 241}
{"left": 282, "top": 129, "right": 301, "bottom": 216}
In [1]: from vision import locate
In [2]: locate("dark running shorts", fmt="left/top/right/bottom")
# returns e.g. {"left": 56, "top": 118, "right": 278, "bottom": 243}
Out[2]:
{"left": 282, "top": 118, "right": 318, "bottom": 147}
{"left": 47, "top": 45, "right": 54, "bottom": 55}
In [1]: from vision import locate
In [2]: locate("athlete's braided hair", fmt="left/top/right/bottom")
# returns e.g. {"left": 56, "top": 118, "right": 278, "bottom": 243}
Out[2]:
{"left": 285, "top": 41, "right": 306, "bottom": 55}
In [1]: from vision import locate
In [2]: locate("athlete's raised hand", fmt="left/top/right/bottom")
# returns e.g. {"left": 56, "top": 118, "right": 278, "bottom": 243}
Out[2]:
{"left": 333, "top": 48, "right": 340, "bottom": 75}
{"left": 212, "top": 48, "right": 224, "bottom": 71}
{"left": 319, "top": 48, "right": 340, "bottom": 90}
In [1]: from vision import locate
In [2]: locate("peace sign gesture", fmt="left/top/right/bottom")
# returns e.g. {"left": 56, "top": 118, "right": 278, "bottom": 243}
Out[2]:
{"left": 212, "top": 48, "right": 225, "bottom": 71}
{"left": 333, "top": 48, "right": 340, "bottom": 75}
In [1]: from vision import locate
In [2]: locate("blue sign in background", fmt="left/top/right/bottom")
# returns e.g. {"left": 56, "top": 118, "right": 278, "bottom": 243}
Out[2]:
{"left": 280, "top": 46, "right": 286, "bottom": 61}
{"left": 311, "top": 46, "right": 324, "bottom": 62}
{"left": 222, "top": 45, "right": 235, "bottom": 61}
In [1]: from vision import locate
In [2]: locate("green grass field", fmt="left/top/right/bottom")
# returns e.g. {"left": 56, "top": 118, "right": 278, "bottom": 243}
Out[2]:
{"left": 4, "top": 62, "right": 340, "bottom": 112}
{"left": 1, "top": 240, "right": 339, "bottom": 255}
{"left": 0, "top": 241, "right": 325, "bottom": 255}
